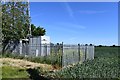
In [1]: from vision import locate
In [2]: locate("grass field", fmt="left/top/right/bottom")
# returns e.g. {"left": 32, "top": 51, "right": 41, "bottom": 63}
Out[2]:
{"left": 2, "top": 66, "right": 29, "bottom": 78}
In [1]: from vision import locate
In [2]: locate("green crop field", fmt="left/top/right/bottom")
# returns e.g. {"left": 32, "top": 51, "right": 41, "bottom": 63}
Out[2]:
{"left": 46, "top": 46, "right": 119, "bottom": 79}
{"left": 47, "top": 57, "right": 119, "bottom": 78}
{"left": 94, "top": 46, "right": 118, "bottom": 58}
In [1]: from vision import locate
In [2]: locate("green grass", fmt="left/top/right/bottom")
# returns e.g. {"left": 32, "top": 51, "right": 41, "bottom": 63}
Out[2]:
{"left": 2, "top": 66, "right": 29, "bottom": 78}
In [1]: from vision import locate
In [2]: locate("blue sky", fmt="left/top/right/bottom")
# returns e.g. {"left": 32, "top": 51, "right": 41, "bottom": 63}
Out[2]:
{"left": 30, "top": 2, "right": 118, "bottom": 46}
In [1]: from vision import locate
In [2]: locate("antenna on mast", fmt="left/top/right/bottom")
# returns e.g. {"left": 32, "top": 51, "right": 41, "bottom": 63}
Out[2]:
{"left": 27, "top": 0, "right": 32, "bottom": 38}
{"left": 28, "top": 0, "right": 31, "bottom": 36}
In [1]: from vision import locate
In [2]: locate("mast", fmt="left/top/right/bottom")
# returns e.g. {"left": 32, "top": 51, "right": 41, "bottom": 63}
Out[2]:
{"left": 27, "top": 0, "right": 31, "bottom": 38}
{"left": 28, "top": 0, "right": 31, "bottom": 36}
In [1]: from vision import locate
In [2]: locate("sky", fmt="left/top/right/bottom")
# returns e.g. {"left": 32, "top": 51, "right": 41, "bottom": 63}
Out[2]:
{"left": 30, "top": 2, "right": 118, "bottom": 46}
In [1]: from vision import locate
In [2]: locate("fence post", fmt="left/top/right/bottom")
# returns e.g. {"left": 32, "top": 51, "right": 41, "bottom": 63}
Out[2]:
{"left": 66, "top": 54, "right": 68, "bottom": 66}
{"left": 46, "top": 44, "right": 47, "bottom": 56}
{"left": 50, "top": 44, "right": 53, "bottom": 66}
{"left": 85, "top": 44, "right": 88, "bottom": 60}
{"left": 73, "top": 51, "right": 75, "bottom": 63}
{"left": 20, "top": 40, "right": 22, "bottom": 55}
{"left": 78, "top": 44, "right": 80, "bottom": 62}
{"left": 50, "top": 43, "right": 52, "bottom": 54}
{"left": 61, "top": 42, "right": 63, "bottom": 68}
{"left": 93, "top": 45, "right": 94, "bottom": 59}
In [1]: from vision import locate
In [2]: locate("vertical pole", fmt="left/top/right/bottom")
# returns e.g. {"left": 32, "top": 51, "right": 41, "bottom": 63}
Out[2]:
{"left": 40, "top": 37, "right": 41, "bottom": 56}
{"left": 61, "top": 42, "right": 63, "bottom": 68}
{"left": 27, "top": 0, "right": 31, "bottom": 36}
{"left": 85, "top": 45, "right": 86, "bottom": 61}
{"left": 73, "top": 52, "right": 74, "bottom": 64}
{"left": 78, "top": 44, "right": 80, "bottom": 62}
{"left": 50, "top": 43, "right": 53, "bottom": 66}
{"left": 93, "top": 45, "right": 94, "bottom": 59}
{"left": 66, "top": 54, "right": 68, "bottom": 66}
{"left": 36, "top": 38, "right": 37, "bottom": 57}
{"left": 50, "top": 43, "right": 52, "bottom": 54}
{"left": 85, "top": 44, "right": 87, "bottom": 60}
{"left": 20, "top": 40, "right": 22, "bottom": 55}
{"left": 46, "top": 44, "right": 47, "bottom": 56}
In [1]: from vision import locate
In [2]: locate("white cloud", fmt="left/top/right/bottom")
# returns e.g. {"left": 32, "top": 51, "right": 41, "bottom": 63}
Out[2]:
{"left": 64, "top": 2, "right": 74, "bottom": 18}
{"left": 59, "top": 22, "right": 86, "bottom": 29}
{"left": 79, "top": 10, "right": 107, "bottom": 14}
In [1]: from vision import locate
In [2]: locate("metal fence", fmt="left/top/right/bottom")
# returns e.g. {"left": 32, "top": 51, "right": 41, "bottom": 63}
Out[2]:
{"left": 3, "top": 42, "right": 94, "bottom": 67}
{"left": 62, "top": 44, "right": 94, "bottom": 67}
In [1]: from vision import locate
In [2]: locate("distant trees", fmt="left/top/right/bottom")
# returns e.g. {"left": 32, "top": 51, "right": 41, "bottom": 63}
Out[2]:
{"left": 89, "top": 44, "right": 93, "bottom": 46}
{"left": 85, "top": 44, "right": 88, "bottom": 46}
{"left": 97, "top": 45, "right": 117, "bottom": 47}
{"left": 98, "top": 45, "right": 102, "bottom": 47}
{"left": 112, "top": 45, "right": 116, "bottom": 47}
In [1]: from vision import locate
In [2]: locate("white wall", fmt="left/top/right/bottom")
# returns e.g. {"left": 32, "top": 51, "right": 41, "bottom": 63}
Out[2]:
{"left": 41, "top": 36, "right": 50, "bottom": 44}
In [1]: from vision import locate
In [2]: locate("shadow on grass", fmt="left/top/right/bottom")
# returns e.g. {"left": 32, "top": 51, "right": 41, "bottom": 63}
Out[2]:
{"left": 26, "top": 68, "right": 49, "bottom": 80}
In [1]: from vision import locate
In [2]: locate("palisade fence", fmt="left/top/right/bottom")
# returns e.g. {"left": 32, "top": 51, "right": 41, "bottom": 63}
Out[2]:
{"left": 2, "top": 42, "right": 94, "bottom": 67}
{"left": 21, "top": 43, "right": 94, "bottom": 67}
{"left": 62, "top": 44, "right": 94, "bottom": 67}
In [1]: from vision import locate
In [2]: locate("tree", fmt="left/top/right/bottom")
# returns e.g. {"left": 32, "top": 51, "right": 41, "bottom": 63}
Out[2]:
{"left": 2, "top": 2, "right": 30, "bottom": 53}
{"left": 31, "top": 24, "right": 46, "bottom": 36}
{"left": 98, "top": 45, "right": 102, "bottom": 47}
{"left": 112, "top": 45, "right": 116, "bottom": 47}
{"left": 90, "top": 44, "right": 93, "bottom": 46}
{"left": 85, "top": 44, "right": 88, "bottom": 46}
{"left": 0, "top": 3, "right": 2, "bottom": 53}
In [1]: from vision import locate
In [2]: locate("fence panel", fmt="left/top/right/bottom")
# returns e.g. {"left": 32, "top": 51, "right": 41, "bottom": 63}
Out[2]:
{"left": 80, "top": 45, "right": 86, "bottom": 62}
{"left": 62, "top": 44, "right": 94, "bottom": 67}
{"left": 86, "top": 45, "right": 94, "bottom": 60}
{"left": 62, "top": 45, "right": 79, "bottom": 67}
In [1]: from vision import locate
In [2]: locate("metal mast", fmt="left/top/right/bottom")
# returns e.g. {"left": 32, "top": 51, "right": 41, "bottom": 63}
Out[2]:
{"left": 27, "top": 0, "right": 31, "bottom": 38}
